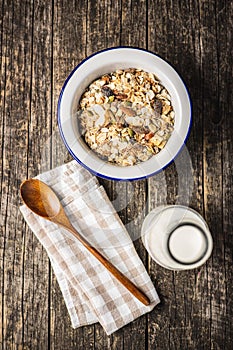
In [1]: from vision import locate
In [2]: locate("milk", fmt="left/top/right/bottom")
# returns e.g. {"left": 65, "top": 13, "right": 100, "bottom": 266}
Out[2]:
{"left": 167, "top": 224, "right": 207, "bottom": 264}
{"left": 141, "top": 205, "right": 213, "bottom": 270}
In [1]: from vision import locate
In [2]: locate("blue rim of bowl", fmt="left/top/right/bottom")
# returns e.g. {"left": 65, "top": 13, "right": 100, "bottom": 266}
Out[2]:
{"left": 57, "top": 46, "right": 192, "bottom": 181}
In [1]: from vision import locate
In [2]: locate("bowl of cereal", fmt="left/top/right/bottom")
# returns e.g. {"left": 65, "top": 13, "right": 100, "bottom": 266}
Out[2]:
{"left": 58, "top": 47, "right": 192, "bottom": 180}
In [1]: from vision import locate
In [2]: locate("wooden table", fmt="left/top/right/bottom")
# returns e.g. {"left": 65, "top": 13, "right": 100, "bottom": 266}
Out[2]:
{"left": 1, "top": 1, "right": 232, "bottom": 349}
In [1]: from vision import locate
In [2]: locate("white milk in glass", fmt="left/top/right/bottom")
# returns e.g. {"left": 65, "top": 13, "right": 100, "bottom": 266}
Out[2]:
{"left": 141, "top": 205, "right": 213, "bottom": 270}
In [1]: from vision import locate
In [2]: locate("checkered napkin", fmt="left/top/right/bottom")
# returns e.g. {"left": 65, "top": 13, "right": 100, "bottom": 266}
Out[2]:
{"left": 20, "top": 161, "right": 160, "bottom": 335}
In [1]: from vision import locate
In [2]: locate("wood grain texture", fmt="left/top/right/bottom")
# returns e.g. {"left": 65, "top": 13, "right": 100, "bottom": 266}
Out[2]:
{"left": 50, "top": 1, "right": 91, "bottom": 349}
{"left": 1, "top": 0, "right": 52, "bottom": 349}
{"left": 147, "top": 1, "right": 233, "bottom": 349}
{"left": 1, "top": 0, "right": 233, "bottom": 349}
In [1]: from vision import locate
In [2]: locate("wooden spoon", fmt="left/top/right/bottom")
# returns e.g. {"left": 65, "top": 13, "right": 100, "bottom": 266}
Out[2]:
{"left": 20, "top": 179, "right": 150, "bottom": 306}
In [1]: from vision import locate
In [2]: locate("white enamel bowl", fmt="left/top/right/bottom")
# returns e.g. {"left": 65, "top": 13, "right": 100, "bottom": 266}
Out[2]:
{"left": 58, "top": 47, "right": 192, "bottom": 180}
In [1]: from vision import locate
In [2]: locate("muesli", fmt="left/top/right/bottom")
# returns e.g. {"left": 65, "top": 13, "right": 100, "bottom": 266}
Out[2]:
{"left": 77, "top": 68, "right": 175, "bottom": 166}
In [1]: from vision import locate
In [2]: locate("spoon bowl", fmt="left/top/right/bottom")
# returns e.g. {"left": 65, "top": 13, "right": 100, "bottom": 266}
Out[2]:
{"left": 20, "top": 178, "right": 150, "bottom": 306}
{"left": 20, "top": 179, "right": 60, "bottom": 218}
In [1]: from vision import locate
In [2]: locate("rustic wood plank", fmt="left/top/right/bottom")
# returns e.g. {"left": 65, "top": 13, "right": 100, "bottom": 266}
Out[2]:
{"left": 83, "top": 0, "right": 149, "bottom": 349}
{"left": 202, "top": 1, "right": 233, "bottom": 348}
{"left": 220, "top": 2, "right": 233, "bottom": 347}
{"left": 147, "top": 0, "right": 233, "bottom": 349}
{"left": 118, "top": 1, "right": 149, "bottom": 350}
{"left": 1, "top": 0, "right": 233, "bottom": 349}
{"left": 147, "top": 0, "right": 210, "bottom": 349}
{"left": 85, "top": 1, "right": 123, "bottom": 349}
{"left": 22, "top": 0, "right": 53, "bottom": 348}
{"left": 0, "top": 0, "right": 52, "bottom": 349}
{"left": 121, "top": 0, "right": 148, "bottom": 47}
{"left": 49, "top": 1, "right": 96, "bottom": 350}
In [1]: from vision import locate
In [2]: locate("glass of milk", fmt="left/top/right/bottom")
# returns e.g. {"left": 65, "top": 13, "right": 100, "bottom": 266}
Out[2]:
{"left": 141, "top": 205, "right": 213, "bottom": 270}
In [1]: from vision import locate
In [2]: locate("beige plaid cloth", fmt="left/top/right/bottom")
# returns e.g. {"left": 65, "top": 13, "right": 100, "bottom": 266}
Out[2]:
{"left": 20, "top": 161, "right": 160, "bottom": 335}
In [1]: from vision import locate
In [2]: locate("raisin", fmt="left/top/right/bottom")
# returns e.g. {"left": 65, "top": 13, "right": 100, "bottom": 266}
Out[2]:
{"left": 101, "top": 86, "right": 114, "bottom": 97}
{"left": 154, "top": 99, "right": 162, "bottom": 116}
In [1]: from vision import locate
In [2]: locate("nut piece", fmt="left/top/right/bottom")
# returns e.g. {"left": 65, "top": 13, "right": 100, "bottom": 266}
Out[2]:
{"left": 119, "top": 106, "right": 136, "bottom": 116}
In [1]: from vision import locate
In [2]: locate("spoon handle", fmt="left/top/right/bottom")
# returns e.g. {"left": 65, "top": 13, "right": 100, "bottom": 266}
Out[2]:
{"left": 64, "top": 223, "right": 150, "bottom": 306}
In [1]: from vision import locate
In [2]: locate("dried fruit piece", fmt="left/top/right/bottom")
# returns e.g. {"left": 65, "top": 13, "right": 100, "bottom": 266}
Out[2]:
{"left": 115, "top": 93, "right": 128, "bottom": 100}
{"left": 154, "top": 99, "right": 162, "bottom": 117}
{"left": 101, "top": 86, "right": 114, "bottom": 97}
{"left": 127, "top": 128, "right": 135, "bottom": 137}
{"left": 102, "top": 75, "right": 110, "bottom": 83}
{"left": 108, "top": 96, "right": 115, "bottom": 102}
{"left": 144, "top": 132, "right": 155, "bottom": 140}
